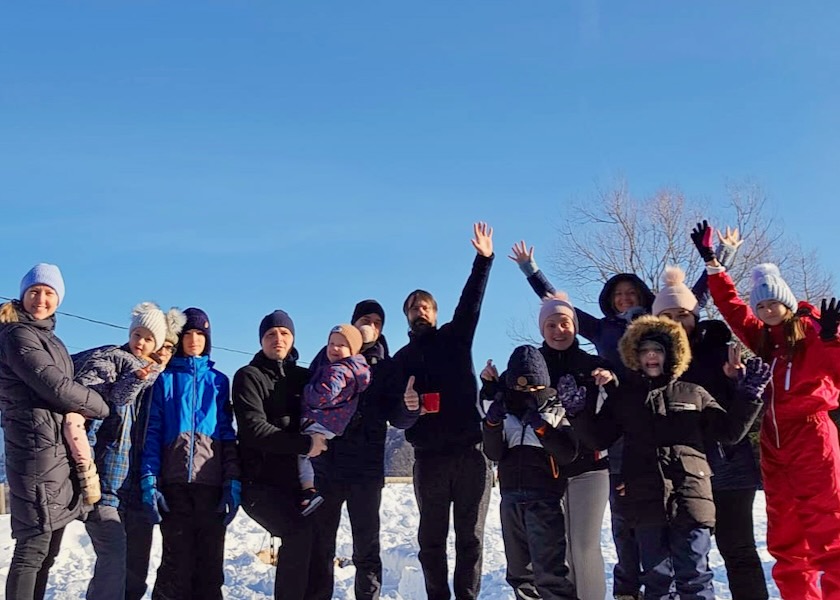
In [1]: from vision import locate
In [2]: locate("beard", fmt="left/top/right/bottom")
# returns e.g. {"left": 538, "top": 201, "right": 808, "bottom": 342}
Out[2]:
{"left": 410, "top": 317, "right": 435, "bottom": 334}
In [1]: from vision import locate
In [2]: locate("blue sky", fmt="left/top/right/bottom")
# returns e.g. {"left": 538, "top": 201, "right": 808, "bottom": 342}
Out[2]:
{"left": 2, "top": 2, "right": 839, "bottom": 376}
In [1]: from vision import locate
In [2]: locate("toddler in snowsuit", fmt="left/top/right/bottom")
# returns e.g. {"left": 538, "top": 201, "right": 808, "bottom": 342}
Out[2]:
{"left": 299, "top": 323, "right": 371, "bottom": 515}
{"left": 569, "top": 316, "right": 768, "bottom": 600}
{"left": 481, "top": 345, "right": 580, "bottom": 600}
{"left": 67, "top": 302, "right": 174, "bottom": 505}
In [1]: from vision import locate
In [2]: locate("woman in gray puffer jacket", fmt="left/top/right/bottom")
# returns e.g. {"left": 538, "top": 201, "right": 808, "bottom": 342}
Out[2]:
{"left": 0, "top": 263, "right": 109, "bottom": 600}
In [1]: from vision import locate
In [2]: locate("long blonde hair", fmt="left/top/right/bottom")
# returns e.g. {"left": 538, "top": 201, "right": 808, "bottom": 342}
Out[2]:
{"left": 0, "top": 301, "right": 20, "bottom": 324}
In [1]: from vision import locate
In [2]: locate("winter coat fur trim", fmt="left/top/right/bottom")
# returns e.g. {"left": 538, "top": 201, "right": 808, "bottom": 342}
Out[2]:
{"left": 619, "top": 315, "right": 692, "bottom": 378}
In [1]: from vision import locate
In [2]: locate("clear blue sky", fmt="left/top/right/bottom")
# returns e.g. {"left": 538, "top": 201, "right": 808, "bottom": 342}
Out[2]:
{"left": 2, "top": 2, "right": 839, "bottom": 376}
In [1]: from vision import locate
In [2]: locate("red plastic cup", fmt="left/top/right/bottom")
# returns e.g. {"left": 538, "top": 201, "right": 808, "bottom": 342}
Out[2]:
{"left": 421, "top": 392, "right": 440, "bottom": 413}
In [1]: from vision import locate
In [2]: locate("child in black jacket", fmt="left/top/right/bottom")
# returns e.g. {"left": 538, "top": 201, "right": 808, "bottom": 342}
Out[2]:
{"left": 482, "top": 345, "right": 581, "bottom": 600}
{"left": 567, "top": 316, "right": 768, "bottom": 600}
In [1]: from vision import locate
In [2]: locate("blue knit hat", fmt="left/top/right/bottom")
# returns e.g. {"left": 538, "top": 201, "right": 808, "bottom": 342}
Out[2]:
{"left": 259, "top": 309, "right": 295, "bottom": 341}
{"left": 179, "top": 307, "right": 211, "bottom": 356}
{"left": 749, "top": 263, "right": 797, "bottom": 313}
{"left": 20, "top": 263, "right": 65, "bottom": 306}
{"left": 505, "top": 345, "right": 551, "bottom": 389}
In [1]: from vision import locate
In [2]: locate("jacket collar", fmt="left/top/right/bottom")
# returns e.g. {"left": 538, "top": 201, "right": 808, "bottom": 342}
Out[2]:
{"left": 169, "top": 354, "right": 212, "bottom": 374}
{"left": 251, "top": 347, "right": 299, "bottom": 378}
{"left": 14, "top": 302, "right": 57, "bottom": 332}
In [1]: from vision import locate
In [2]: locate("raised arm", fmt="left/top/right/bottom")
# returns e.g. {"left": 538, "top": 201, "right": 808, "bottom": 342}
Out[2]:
{"left": 232, "top": 369, "right": 311, "bottom": 456}
{"left": 2, "top": 325, "right": 108, "bottom": 419}
{"left": 690, "top": 224, "right": 744, "bottom": 309}
{"left": 450, "top": 222, "right": 494, "bottom": 340}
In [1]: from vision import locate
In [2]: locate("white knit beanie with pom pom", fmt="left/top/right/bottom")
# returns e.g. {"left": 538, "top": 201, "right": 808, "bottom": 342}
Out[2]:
{"left": 652, "top": 266, "right": 699, "bottom": 316}
{"left": 749, "top": 263, "right": 797, "bottom": 313}
{"left": 130, "top": 302, "right": 168, "bottom": 351}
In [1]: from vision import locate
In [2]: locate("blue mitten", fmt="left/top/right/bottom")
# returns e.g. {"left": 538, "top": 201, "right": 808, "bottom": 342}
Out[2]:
{"left": 217, "top": 480, "right": 242, "bottom": 526}
{"left": 140, "top": 475, "right": 169, "bottom": 525}
{"left": 555, "top": 374, "right": 587, "bottom": 417}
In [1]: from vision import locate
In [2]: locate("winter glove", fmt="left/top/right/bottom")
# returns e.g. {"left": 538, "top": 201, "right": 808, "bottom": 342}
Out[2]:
{"left": 820, "top": 298, "right": 840, "bottom": 341}
{"left": 738, "top": 357, "right": 772, "bottom": 399}
{"left": 691, "top": 220, "right": 716, "bottom": 263}
{"left": 522, "top": 409, "right": 546, "bottom": 433}
{"left": 555, "top": 374, "right": 587, "bottom": 417}
{"left": 217, "top": 479, "right": 242, "bottom": 526}
{"left": 140, "top": 475, "right": 169, "bottom": 525}
{"left": 485, "top": 399, "right": 507, "bottom": 425}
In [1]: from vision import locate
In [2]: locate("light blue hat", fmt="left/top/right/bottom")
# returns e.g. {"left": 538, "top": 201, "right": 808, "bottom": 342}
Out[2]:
{"left": 749, "top": 263, "right": 796, "bottom": 313}
{"left": 19, "top": 263, "right": 65, "bottom": 306}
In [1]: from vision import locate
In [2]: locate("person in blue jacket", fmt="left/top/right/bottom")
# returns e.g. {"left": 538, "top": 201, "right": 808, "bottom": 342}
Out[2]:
{"left": 140, "top": 307, "right": 241, "bottom": 600}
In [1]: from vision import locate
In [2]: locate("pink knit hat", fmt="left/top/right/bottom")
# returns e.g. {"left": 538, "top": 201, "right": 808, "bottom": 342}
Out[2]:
{"left": 652, "top": 266, "right": 699, "bottom": 316}
{"left": 538, "top": 292, "right": 579, "bottom": 334}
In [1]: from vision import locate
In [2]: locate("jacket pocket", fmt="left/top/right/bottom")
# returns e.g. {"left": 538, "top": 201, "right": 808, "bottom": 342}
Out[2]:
{"left": 677, "top": 452, "right": 713, "bottom": 499}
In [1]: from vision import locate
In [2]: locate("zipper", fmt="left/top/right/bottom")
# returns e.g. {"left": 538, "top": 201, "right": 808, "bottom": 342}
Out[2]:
{"left": 187, "top": 360, "right": 197, "bottom": 482}
{"left": 769, "top": 357, "right": 781, "bottom": 449}
{"left": 784, "top": 361, "right": 792, "bottom": 391}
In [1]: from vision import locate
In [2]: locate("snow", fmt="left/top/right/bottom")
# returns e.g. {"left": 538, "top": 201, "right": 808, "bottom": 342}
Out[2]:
{"left": 0, "top": 484, "right": 781, "bottom": 599}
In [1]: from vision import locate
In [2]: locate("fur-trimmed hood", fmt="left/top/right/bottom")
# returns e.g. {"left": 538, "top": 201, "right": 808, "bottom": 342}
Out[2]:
{"left": 619, "top": 315, "right": 692, "bottom": 379}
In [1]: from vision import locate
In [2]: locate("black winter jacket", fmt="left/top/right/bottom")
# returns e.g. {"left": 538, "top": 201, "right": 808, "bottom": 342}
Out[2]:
{"left": 0, "top": 307, "right": 109, "bottom": 539}
{"left": 389, "top": 254, "right": 493, "bottom": 455}
{"left": 313, "top": 336, "right": 395, "bottom": 485}
{"left": 232, "top": 349, "right": 311, "bottom": 490}
{"left": 575, "top": 374, "right": 761, "bottom": 529}
{"left": 539, "top": 341, "right": 610, "bottom": 478}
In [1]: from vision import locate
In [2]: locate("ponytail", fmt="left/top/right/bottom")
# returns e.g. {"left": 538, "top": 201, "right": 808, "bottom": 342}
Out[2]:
{"left": 0, "top": 301, "right": 20, "bottom": 324}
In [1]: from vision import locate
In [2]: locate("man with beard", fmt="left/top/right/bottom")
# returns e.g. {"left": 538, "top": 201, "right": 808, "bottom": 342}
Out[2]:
{"left": 390, "top": 222, "right": 494, "bottom": 600}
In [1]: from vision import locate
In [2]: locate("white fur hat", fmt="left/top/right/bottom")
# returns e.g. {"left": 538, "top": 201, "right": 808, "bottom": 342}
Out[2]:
{"left": 130, "top": 302, "right": 168, "bottom": 351}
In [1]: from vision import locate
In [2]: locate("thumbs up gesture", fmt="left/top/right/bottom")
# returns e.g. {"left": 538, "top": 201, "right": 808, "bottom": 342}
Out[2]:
{"left": 404, "top": 376, "right": 420, "bottom": 411}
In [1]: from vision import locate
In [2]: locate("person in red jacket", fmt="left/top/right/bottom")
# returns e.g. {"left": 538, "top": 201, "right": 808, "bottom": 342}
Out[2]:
{"left": 693, "top": 220, "right": 840, "bottom": 600}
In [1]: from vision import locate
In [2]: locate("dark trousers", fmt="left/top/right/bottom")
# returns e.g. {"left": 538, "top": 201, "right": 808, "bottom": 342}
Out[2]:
{"left": 242, "top": 483, "right": 318, "bottom": 600}
{"left": 310, "top": 481, "right": 383, "bottom": 600}
{"left": 5, "top": 527, "right": 65, "bottom": 600}
{"left": 413, "top": 445, "right": 492, "bottom": 600}
{"left": 123, "top": 504, "right": 155, "bottom": 600}
{"left": 713, "top": 488, "right": 768, "bottom": 600}
{"left": 610, "top": 474, "right": 641, "bottom": 597}
{"left": 153, "top": 484, "right": 225, "bottom": 600}
{"left": 636, "top": 525, "right": 714, "bottom": 600}
{"left": 500, "top": 490, "right": 577, "bottom": 600}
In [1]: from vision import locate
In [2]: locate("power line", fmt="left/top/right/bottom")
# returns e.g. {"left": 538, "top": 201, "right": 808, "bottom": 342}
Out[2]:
{"left": 0, "top": 295, "right": 253, "bottom": 356}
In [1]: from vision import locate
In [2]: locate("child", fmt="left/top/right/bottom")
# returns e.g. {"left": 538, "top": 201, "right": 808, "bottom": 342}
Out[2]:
{"left": 480, "top": 345, "right": 580, "bottom": 600}
{"left": 300, "top": 324, "right": 371, "bottom": 515}
{"left": 67, "top": 302, "right": 174, "bottom": 505}
{"left": 140, "top": 307, "right": 241, "bottom": 600}
{"left": 694, "top": 223, "right": 840, "bottom": 599}
{"left": 570, "top": 316, "right": 768, "bottom": 600}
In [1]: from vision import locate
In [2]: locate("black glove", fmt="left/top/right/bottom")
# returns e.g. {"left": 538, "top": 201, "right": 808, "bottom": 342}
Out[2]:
{"left": 738, "top": 357, "right": 772, "bottom": 399}
{"left": 485, "top": 399, "right": 507, "bottom": 424}
{"left": 820, "top": 298, "right": 840, "bottom": 341}
{"left": 690, "top": 220, "right": 716, "bottom": 263}
{"left": 522, "top": 409, "right": 545, "bottom": 431}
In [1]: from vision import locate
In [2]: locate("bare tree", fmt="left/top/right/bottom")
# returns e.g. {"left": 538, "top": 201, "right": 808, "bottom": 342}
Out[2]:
{"left": 549, "top": 178, "right": 833, "bottom": 308}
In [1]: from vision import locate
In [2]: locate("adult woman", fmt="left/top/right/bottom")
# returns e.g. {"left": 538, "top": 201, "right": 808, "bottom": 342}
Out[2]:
{"left": 0, "top": 263, "right": 109, "bottom": 600}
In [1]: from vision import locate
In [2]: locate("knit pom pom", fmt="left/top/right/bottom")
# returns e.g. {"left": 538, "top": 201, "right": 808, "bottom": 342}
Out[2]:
{"left": 165, "top": 307, "right": 187, "bottom": 336}
{"left": 751, "top": 263, "right": 782, "bottom": 286}
{"left": 661, "top": 265, "right": 686, "bottom": 287}
{"left": 544, "top": 290, "right": 571, "bottom": 303}
{"left": 131, "top": 301, "right": 159, "bottom": 319}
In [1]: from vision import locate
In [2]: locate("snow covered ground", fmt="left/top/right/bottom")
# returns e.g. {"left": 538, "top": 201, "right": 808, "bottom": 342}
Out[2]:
{"left": 0, "top": 484, "right": 780, "bottom": 599}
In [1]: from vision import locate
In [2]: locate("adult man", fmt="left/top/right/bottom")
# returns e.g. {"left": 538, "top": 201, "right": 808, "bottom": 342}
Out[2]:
{"left": 310, "top": 299, "right": 393, "bottom": 600}
{"left": 390, "top": 222, "right": 494, "bottom": 600}
{"left": 232, "top": 310, "right": 327, "bottom": 600}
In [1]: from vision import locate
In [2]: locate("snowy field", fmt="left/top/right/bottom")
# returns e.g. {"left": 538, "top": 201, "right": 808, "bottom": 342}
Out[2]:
{"left": 0, "top": 484, "right": 780, "bottom": 599}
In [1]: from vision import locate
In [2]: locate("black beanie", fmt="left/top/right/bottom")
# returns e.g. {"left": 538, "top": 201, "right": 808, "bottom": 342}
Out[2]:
{"left": 259, "top": 310, "right": 296, "bottom": 342}
{"left": 178, "top": 307, "right": 211, "bottom": 356}
{"left": 505, "top": 345, "right": 551, "bottom": 389}
{"left": 351, "top": 299, "right": 385, "bottom": 327}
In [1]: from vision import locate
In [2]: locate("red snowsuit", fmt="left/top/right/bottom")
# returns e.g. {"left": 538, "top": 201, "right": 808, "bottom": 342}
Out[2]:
{"left": 710, "top": 271, "right": 840, "bottom": 599}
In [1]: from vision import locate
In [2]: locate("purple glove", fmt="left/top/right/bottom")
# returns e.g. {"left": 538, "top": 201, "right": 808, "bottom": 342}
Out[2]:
{"left": 555, "top": 374, "right": 587, "bottom": 417}
{"left": 485, "top": 399, "right": 507, "bottom": 424}
{"left": 738, "top": 357, "right": 772, "bottom": 399}
{"left": 691, "top": 220, "right": 716, "bottom": 263}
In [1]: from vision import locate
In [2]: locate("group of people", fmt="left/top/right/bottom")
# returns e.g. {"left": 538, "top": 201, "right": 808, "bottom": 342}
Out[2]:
{"left": 1, "top": 219, "right": 839, "bottom": 600}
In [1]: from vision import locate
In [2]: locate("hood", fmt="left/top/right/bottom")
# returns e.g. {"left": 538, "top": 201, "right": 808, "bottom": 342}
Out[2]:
{"left": 598, "top": 273, "right": 655, "bottom": 318}
{"left": 619, "top": 315, "right": 691, "bottom": 379}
